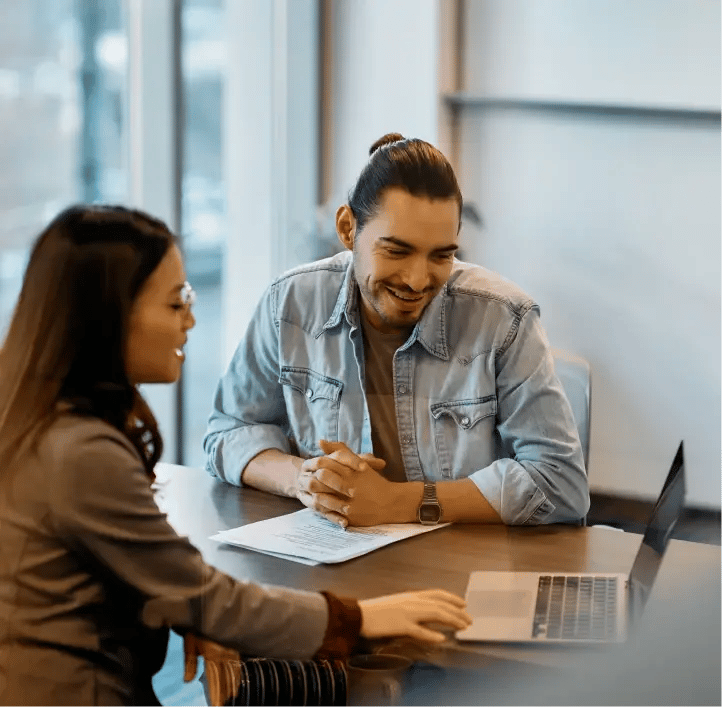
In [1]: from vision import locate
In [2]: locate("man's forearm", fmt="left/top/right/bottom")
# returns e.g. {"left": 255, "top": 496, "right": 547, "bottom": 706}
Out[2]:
{"left": 390, "top": 478, "right": 502, "bottom": 524}
{"left": 241, "top": 449, "right": 304, "bottom": 498}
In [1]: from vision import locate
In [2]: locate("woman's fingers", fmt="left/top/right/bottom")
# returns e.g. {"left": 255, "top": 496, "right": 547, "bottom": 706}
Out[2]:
{"left": 181, "top": 635, "right": 241, "bottom": 704}
{"left": 412, "top": 588, "right": 469, "bottom": 608}
{"left": 380, "top": 588, "right": 468, "bottom": 609}
{"left": 204, "top": 659, "right": 238, "bottom": 707}
{"left": 389, "top": 594, "right": 471, "bottom": 629}
{"left": 358, "top": 590, "right": 472, "bottom": 641}
{"left": 182, "top": 634, "right": 199, "bottom": 682}
{"left": 402, "top": 623, "right": 448, "bottom": 643}
{"left": 414, "top": 602, "right": 473, "bottom": 630}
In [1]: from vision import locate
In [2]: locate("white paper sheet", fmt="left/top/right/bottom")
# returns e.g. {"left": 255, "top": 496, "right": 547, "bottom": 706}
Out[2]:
{"left": 210, "top": 508, "right": 449, "bottom": 565}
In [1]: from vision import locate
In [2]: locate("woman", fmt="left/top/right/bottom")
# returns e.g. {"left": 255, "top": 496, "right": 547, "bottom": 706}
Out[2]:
{"left": 0, "top": 205, "right": 471, "bottom": 705}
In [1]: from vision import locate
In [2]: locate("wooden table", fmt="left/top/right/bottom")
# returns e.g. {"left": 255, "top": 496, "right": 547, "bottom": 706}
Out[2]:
{"left": 155, "top": 463, "right": 721, "bottom": 705}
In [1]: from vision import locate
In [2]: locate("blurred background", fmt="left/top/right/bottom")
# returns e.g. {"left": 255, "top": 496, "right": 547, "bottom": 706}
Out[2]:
{"left": 0, "top": 0, "right": 719, "bottom": 508}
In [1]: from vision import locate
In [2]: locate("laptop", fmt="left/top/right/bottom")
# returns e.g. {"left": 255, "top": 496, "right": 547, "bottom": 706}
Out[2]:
{"left": 456, "top": 442, "right": 686, "bottom": 644}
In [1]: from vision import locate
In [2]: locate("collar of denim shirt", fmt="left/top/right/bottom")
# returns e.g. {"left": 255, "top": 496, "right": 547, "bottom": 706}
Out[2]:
{"left": 317, "top": 251, "right": 451, "bottom": 361}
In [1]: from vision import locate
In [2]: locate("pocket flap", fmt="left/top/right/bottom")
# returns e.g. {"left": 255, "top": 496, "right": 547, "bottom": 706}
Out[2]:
{"left": 430, "top": 396, "right": 496, "bottom": 429}
{"left": 279, "top": 367, "right": 343, "bottom": 403}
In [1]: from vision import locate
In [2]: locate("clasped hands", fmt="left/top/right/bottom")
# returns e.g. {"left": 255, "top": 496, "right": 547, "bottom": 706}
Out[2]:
{"left": 296, "top": 440, "right": 399, "bottom": 527}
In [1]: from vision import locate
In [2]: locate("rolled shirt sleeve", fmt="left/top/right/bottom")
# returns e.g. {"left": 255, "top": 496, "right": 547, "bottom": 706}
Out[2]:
{"left": 204, "top": 284, "right": 293, "bottom": 486}
{"left": 468, "top": 306, "right": 590, "bottom": 524}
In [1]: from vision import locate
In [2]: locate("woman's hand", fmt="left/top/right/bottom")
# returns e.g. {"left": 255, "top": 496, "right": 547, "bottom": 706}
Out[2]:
{"left": 358, "top": 589, "right": 472, "bottom": 643}
{"left": 182, "top": 633, "right": 241, "bottom": 707}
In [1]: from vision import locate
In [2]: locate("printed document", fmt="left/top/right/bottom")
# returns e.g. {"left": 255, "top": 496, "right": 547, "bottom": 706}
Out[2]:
{"left": 211, "top": 509, "right": 449, "bottom": 565}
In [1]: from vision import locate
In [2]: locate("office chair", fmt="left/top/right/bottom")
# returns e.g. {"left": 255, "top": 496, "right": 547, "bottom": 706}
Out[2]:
{"left": 551, "top": 348, "right": 591, "bottom": 472}
{"left": 551, "top": 349, "right": 623, "bottom": 531}
{"left": 551, "top": 348, "right": 592, "bottom": 526}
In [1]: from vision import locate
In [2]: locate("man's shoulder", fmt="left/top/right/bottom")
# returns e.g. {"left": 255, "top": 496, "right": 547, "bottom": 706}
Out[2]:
{"left": 446, "top": 260, "right": 537, "bottom": 316}
{"left": 272, "top": 251, "right": 351, "bottom": 288}
{"left": 269, "top": 251, "right": 351, "bottom": 330}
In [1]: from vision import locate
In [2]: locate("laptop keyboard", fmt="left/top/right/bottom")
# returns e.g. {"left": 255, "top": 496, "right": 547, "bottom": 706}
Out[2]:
{"left": 532, "top": 575, "right": 619, "bottom": 641}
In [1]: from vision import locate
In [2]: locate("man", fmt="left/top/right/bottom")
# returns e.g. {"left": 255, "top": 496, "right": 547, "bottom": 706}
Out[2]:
{"left": 204, "top": 134, "right": 589, "bottom": 528}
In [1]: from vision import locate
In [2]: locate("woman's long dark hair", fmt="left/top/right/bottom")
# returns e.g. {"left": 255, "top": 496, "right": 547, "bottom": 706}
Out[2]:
{"left": 0, "top": 204, "right": 177, "bottom": 476}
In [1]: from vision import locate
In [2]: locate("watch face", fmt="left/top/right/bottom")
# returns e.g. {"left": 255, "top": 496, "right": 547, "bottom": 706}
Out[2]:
{"left": 419, "top": 503, "right": 442, "bottom": 524}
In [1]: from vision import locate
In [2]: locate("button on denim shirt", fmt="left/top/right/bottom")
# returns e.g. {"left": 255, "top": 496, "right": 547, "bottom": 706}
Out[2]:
{"left": 204, "top": 251, "right": 589, "bottom": 525}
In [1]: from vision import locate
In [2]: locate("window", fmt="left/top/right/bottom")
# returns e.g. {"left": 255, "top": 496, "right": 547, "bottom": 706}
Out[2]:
{"left": 1, "top": 0, "right": 322, "bottom": 471}
{"left": 179, "top": 0, "right": 321, "bottom": 467}
{"left": 180, "top": 0, "right": 226, "bottom": 467}
{"left": 0, "top": 0, "right": 126, "bottom": 338}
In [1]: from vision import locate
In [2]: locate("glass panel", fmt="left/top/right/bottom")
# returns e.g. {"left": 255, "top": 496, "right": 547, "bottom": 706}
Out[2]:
{"left": 179, "top": 0, "right": 320, "bottom": 468}
{"left": 0, "top": 0, "right": 126, "bottom": 339}
{"left": 181, "top": 0, "right": 226, "bottom": 468}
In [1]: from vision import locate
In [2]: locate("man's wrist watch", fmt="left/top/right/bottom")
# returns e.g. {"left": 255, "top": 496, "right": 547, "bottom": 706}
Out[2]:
{"left": 417, "top": 481, "right": 442, "bottom": 525}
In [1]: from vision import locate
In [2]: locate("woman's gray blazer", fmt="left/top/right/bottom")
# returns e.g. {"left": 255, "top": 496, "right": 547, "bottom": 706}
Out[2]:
{"left": 0, "top": 412, "right": 328, "bottom": 705}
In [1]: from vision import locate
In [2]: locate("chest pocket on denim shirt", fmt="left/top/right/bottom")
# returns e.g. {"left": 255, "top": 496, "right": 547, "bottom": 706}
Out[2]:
{"left": 430, "top": 396, "right": 497, "bottom": 478}
{"left": 279, "top": 367, "right": 343, "bottom": 454}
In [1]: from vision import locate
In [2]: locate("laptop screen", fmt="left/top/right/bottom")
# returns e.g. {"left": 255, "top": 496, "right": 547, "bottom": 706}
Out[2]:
{"left": 628, "top": 442, "right": 686, "bottom": 615}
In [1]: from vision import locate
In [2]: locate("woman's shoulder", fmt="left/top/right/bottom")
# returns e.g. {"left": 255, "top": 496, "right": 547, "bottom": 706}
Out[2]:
{"left": 37, "top": 410, "right": 142, "bottom": 481}
{"left": 6, "top": 412, "right": 149, "bottom": 527}
{"left": 37, "top": 411, "right": 152, "bottom": 521}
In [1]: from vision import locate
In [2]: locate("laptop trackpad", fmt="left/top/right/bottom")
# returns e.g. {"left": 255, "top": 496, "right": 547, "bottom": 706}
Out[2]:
{"left": 467, "top": 590, "right": 533, "bottom": 618}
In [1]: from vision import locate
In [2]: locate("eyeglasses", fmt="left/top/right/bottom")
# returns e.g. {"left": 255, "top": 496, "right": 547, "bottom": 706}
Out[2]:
{"left": 180, "top": 281, "right": 196, "bottom": 309}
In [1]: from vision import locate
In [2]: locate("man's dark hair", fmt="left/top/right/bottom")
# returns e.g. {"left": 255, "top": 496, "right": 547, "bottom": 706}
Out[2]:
{"left": 347, "top": 132, "right": 463, "bottom": 233}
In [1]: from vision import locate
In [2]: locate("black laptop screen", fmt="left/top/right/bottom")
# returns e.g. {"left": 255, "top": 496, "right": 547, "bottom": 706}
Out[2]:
{"left": 628, "top": 442, "right": 686, "bottom": 613}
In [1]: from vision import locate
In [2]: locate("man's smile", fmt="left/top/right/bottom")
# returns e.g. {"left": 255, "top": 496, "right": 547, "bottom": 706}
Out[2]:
{"left": 385, "top": 285, "right": 426, "bottom": 303}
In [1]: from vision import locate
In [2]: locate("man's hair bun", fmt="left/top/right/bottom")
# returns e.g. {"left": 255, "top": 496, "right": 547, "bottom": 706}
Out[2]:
{"left": 348, "top": 132, "right": 462, "bottom": 235}
{"left": 369, "top": 133, "right": 405, "bottom": 156}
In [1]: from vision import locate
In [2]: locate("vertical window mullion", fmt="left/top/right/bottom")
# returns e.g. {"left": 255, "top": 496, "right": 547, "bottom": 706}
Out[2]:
{"left": 126, "top": 0, "right": 183, "bottom": 463}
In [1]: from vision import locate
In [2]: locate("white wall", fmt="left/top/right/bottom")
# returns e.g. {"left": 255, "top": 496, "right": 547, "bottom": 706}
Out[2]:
{"left": 463, "top": 0, "right": 720, "bottom": 109}
{"left": 326, "top": 0, "right": 441, "bottom": 198}
{"left": 458, "top": 0, "right": 721, "bottom": 506}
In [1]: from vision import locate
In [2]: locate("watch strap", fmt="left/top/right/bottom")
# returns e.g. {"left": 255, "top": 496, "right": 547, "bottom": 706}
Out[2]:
{"left": 422, "top": 481, "right": 438, "bottom": 505}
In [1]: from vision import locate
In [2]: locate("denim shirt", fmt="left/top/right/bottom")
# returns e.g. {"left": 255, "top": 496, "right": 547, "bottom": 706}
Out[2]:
{"left": 204, "top": 251, "right": 589, "bottom": 525}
